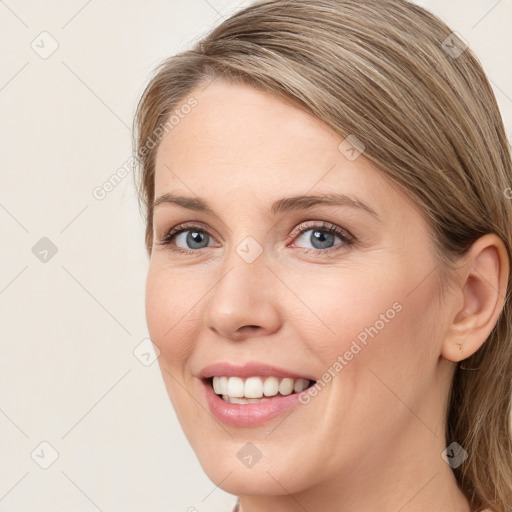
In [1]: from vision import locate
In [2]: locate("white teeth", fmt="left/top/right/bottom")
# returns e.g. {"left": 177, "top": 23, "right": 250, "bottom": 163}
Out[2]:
{"left": 227, "top": 376, "right": 244, "bottom": 398}
{"left": 218, "top": 376, "right": 228, "bottom": 395}
{"left": 294, "top": 378, "right": 309, "bottom": 393}
{"left": 263, "top": 376, "right": 279, "bottom": 397}
{"left": 211, "top": 375, "right": 312, "bottom": 401}
{"left": 278, "top": 378, "right": 294, "bottom": 396}
{"left": 222, "top": 395, "right": 270, "bottom": 404}
{"left": 244, "top": 377, "right": 264, "bottom": 398}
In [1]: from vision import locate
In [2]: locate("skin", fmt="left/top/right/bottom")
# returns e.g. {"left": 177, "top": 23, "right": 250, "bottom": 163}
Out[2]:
{"left": 145, "top": 80, "right": 508, "bottom": 512}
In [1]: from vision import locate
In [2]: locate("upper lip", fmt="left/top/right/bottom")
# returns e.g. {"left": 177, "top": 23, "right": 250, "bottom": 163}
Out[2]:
{"left": 198, "top": 362, "right": 316, "bottom": 381}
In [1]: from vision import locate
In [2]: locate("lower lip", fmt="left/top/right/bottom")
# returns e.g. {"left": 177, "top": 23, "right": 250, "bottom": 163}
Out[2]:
{"left": 202, "top": 379, "right": 309, "bottom": 427}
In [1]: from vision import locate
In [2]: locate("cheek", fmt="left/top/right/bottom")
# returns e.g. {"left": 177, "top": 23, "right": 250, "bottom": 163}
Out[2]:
{"left": 283, "top": 265, "right": 408, "bottom": 359}
{"left": 145, "top": 265, "right": 201, "bottom": 370}
{"left": 321, "top": 267, "right": 444, "bottom": 417}
{"left": 294, "top": 261, "right": 441, "bottom": 389}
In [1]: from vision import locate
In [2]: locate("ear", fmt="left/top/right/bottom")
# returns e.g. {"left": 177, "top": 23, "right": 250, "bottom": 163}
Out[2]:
{"left": 442, "top": 233, "right": 509, "bottom": 363}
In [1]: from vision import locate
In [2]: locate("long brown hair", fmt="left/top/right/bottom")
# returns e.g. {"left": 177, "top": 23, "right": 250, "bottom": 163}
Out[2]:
{"left": 133, "top": 1, "right": 512, "bottom": 509}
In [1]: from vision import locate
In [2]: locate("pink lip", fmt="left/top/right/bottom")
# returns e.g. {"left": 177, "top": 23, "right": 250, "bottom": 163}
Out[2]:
{"left": 198, "top": 362, "right": 315, "bottom": 380}
{"left": 201, "top": 378, "right": 311, "bottom": 427}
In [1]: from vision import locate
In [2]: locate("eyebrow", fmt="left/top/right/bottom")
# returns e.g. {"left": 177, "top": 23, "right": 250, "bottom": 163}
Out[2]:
{"left": 153, "top": 192, "right": 380, "bottom": 220}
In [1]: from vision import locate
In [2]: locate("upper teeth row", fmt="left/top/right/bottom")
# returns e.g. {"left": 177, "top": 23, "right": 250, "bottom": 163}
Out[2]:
{"left": 212, "top": 376, "right": 310, "bottom": 398}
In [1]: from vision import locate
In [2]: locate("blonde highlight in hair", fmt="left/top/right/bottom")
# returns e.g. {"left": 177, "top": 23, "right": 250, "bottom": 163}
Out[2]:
{"left": 133, "top": 1, "right": 512, "bottom": 509}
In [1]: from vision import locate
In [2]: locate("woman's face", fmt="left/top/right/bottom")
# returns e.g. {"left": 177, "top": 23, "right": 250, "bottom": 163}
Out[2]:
{"left": 146, "top": 80, "right": 452, "bottom": 496}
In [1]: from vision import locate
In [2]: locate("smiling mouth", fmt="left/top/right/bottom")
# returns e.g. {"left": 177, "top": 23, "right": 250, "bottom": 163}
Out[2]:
{"left": 207, "top": 376, "right": 316, "bottom": 404}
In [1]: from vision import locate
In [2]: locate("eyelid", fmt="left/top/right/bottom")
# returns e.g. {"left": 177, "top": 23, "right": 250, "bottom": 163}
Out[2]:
{"left": 156, "top": 221, "right": 219, "bottom": 247}
{"left": 288, "top": 220, "right": 354, "bottom": 243}
{"left": 156, "top": 219, "right": 356, "bottom": 255}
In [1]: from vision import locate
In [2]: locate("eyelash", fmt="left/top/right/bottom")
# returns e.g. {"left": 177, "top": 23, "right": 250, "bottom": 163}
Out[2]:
{"left": 156, "top": 220, "right": 355, "bottom": 256}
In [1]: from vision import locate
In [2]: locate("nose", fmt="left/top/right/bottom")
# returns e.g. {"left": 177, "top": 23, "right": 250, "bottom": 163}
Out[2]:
{"left": 203, "top": 247, "right": 281, "bottom": 341}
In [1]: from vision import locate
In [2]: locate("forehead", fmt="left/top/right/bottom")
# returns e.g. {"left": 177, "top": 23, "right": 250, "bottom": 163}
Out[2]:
{"left": 153, "top": 80, "right": 414, "bottom": 219}
{"left": 156, "top": 81, "right": 339, "bottom": 166}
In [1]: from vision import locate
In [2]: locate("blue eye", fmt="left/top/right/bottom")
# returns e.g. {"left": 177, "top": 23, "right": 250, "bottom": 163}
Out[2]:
{"left": 294, "top": 227, "right": 345, "bottom": 250}
{"left": 157, "top": 223, "right": 214, "bottom": 253}
{"left": 287, "top": 220, "right": 354, "bottom": 255}
{"left": 157, "top": 220, "right": 354, "bottom": 255}
{"left": 173, "top": 229, "right": 211, "bottom": 250}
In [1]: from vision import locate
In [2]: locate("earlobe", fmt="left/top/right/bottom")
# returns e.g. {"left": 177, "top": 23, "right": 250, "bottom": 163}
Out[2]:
{"left": 441, "top": 233, "right": 509, "bottom": 363}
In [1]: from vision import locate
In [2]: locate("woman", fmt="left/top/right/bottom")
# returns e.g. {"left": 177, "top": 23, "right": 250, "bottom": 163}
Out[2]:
{"left": 133, "top": 1, "right": 512, "bottom": 510}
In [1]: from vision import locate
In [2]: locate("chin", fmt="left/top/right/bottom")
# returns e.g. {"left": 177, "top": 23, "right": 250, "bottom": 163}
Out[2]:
{"left": 190, "top": 437, "right": 320, "bottom": 497}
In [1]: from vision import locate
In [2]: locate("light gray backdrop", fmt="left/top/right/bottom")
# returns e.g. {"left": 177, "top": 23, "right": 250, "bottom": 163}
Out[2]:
{"left": 1, "top": 1, "right": 511, "bottom": 511}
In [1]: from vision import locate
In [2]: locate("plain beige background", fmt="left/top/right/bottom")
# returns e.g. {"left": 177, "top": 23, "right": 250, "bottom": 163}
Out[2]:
{"left": 1, "top": 1, "right": 511, "bottom": 511}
